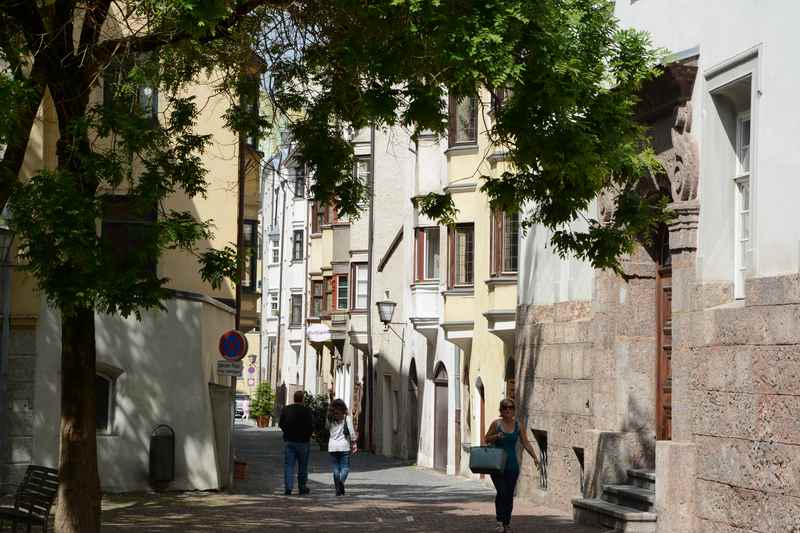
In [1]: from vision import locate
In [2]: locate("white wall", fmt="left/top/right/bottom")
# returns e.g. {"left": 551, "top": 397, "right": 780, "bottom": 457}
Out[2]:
{"left": 616, "top": 0, "right": 800, "bottom": 281}
{"left": 518, "top": 206, "right": 594, "bottom": 306}
{"left": 33, "top": 295, "right": 234, "bottom": 492}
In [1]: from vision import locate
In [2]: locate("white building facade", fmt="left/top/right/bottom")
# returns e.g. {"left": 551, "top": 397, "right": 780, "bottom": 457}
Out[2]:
{"left": 513, "top": 3, "right": 800, "bottom": 532}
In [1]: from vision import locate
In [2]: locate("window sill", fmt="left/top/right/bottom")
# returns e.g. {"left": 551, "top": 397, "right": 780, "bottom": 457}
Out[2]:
{"left": 485, "top": 275, "right": 518, "bottom": 287}
{"left": 411, "top": 280, "right": 440, "bottom": 288}
{"left": 310, "top": 233, "right": 322, "bottom": 239}
{"left": 442, "top": 287, "right": 475, "bottom": 297}
{"left": 445, "top": 143, "right": 479, "bottom": 157}
{"left": 288, "top": 324, "right": 303, "bottom": 329}
{"left": 350, "top": 308, "right": 367, "bottom": 315}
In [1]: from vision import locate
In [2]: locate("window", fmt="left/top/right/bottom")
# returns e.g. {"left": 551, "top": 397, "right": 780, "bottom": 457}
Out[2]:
{"left": 448, "top": 94, "right": 478, "bottom": 145}
{"left": 96, "top": 374, "right": 114, "bottom": 434}
{"left": 241, "top": 76, "right": 260, "bottom": 147}
{"left": 449, "top": 224, "right": 474, "bottom": 287}
{"left": 294, "top": 166, "right": 306, "bottom": 198}
{"left": 491, "top": 87, "right": 512, "bottom": 113}
{"left": 311, "top": 281, "right": 324, "bottom": 317}
{"left": 292, "top": 230, "right": 303, "bottom": 261}
{"left": 355, "top": 157, "right": 371, "bottom": 208}
{"left": 271, "top": 239, "right": 279, "bottom": 264}
{"left": 311, "top": 202, "right": 323, "bottom": 234}
{"left": 323, "top": 277, "right": 333, "bottom": 313}
{"left": 270, "top": 292, "right": 278, "bottom": 316}
{"left": 336, "top": 274, "right": 349, "bottom": 310}
{"left": 103, "top": 60, "right": 158, "bottom": 122}
{"left": 491, "top": 211, "right": 519, "bottom": 275}
{"left": 289, "top": 294, "right": 303, "bottom": 326}
{"left": 101, "top": 195, "right": 157, "bottom": 275}
{"left": 352, "top": 263, "right": 368, "bottom": 309}
{"left": 415, "top": 227, "right": 440, "bottom": 281}
{"left": 734, "top": 113, "right": 751, "bottom": 299}
{"left": 241, "top": 220, "right": 258, "bottom": 291}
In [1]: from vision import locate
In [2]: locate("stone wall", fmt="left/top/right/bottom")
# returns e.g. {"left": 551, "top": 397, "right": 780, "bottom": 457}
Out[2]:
{"left": 687, "top": 273, "right": 800, "bottom": 533}
{"left": 1, "top": 326, "right": 37, "bottom": 493}
{"left": 515, "top": 247, "right": 659, "bottom": 511}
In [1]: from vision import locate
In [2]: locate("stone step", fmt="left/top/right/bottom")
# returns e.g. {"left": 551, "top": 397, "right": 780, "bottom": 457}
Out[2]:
{"left": 627, "top": 469, "right": 656, "bottom": 491}
{"left": 602, "top": 484, "right": 656, "bottom": 512}
{"left": 572, "top": 498, "right": 657, "bottom": 533}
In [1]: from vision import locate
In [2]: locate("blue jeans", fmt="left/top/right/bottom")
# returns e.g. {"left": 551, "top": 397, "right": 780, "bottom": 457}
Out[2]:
{"left": 490, "top": 469, "right": 520, "bottom": 525}
{"left": 330, "top": 451, "right": 350, "bottom": 485}
{"left": 284, "top": 441, "right": 310, "bottom": 492}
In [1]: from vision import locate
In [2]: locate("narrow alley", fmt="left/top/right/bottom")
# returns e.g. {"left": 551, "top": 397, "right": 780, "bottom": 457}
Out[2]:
{"left": 98, "top": 425, "right": 600, "bottom": 532}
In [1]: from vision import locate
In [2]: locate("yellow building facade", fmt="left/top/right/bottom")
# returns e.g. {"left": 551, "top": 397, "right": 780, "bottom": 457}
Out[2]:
{"left": 442, "top": 89, "right": 519, "bottom": 476}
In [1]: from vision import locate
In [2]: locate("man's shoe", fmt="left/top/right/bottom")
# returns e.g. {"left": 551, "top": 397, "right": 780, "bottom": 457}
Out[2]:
{"left": 503, "top": 525, "right": 514, "bottom": 533}
{"left": 493, "top": 522, "right": 504, "bottom": 533}
{"left": 284, "top": 489, "right": 292, "bottom": 495}
{"left": 299, "top": 487, "right": 310, "bottom": 495}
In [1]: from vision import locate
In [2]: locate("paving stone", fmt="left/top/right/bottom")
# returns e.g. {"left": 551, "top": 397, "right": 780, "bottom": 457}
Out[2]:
{"left": 96, "top": 425, "right": 602, "bottom": 532}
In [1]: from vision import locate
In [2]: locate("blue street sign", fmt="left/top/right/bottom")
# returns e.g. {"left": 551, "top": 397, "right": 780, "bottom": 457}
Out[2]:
{"left": 219, "top": 330, "right": 248, "bottom": 362}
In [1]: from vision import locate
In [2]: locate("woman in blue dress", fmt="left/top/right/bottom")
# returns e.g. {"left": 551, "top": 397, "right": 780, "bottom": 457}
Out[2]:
{"left": 484, "top": 398, "right": 540, "bottom": 533}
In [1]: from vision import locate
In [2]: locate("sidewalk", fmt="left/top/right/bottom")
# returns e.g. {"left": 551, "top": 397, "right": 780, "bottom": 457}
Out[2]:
{"left": 99, "top": 425, "right": 601, "bottom": 532}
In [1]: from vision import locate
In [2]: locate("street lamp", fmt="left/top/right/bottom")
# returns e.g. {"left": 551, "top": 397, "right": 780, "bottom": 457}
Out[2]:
{"left": 0, "top": 207, "right": 14, "bottom": 492}
{"left": 376, "top": 299, "right": 397, "bottom": 330}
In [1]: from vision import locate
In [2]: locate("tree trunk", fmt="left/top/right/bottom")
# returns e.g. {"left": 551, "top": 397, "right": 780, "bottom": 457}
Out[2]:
{"left": 54, "top": 307, "right": 100, "bottom": 533}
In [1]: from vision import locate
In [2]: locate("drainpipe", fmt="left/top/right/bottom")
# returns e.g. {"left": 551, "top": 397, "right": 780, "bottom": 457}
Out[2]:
{"left": 275, "top": 177, "right": 288, "bottom": 388}
{"left": 366, "top": 124, "right": 376, "bottom": 453}
{"left": 236, "top": 138, "right": 246, "bottom": 331}
{"left": 301, "top": 178, "right": 310, "bottom": 392}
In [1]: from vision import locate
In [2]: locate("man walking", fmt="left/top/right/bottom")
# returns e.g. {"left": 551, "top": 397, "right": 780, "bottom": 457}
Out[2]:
{"left": 278, "top": 390, "right": 313, "bottom": 495}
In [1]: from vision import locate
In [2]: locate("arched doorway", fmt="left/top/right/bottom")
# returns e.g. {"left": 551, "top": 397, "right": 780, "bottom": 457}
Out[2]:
{"left": 505, "top": 357, "right": 516, "bottom": 400}
{"left": 408, "top": 359, "right": 419, "bottom": 461}
{"left": 433, "top": 362, "right": 449, "bottom": 471}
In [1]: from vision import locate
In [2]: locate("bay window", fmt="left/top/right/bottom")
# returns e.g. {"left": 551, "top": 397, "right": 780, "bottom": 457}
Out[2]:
{"left": 415, "top": 227, "right": 440, "bottom": 281}
{"left": 448, "top": 224, "right": 474, "bottom": 287}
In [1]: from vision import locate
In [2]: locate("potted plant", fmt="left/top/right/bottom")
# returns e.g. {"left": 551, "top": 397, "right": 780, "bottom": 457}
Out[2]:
{"left": 304, "top": 392, "right": 331, "bottom": 450}
{"left": 250, "top": 382, "right": 274, "bottom": 428}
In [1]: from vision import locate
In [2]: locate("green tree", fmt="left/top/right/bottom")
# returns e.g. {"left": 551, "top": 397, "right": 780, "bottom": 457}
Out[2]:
{"left": 1, "top": 1, "right": 660, "bottom": 531}
{"left": 250, "top": 382, "right": 274, "bottom": 419}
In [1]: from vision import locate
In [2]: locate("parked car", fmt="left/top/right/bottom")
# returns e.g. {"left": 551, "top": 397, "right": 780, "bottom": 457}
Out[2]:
{"left": 235, "top": 393, "right": 250, "bottom": 419}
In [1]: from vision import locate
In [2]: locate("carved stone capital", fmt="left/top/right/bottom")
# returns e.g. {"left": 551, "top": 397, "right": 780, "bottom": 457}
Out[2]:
{"left": 667, "top": 200, "right": 699, "bottom": 252}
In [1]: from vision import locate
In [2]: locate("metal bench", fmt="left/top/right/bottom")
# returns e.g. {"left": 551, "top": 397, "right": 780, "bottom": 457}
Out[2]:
{"left": 0, "top": 466, "right": 59, "bottom": 532}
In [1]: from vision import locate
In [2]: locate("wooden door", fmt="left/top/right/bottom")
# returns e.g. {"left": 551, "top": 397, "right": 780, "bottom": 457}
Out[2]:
{"left": 433, "top": 364, "right": 449, "bottom": 471}
{"left": 656, "top": 265, "right": 673, "bottom": 440}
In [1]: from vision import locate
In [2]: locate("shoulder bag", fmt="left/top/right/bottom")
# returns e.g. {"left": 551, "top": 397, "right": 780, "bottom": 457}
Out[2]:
{"left": 469, "top": 422, "right": 507, "bottom": 474}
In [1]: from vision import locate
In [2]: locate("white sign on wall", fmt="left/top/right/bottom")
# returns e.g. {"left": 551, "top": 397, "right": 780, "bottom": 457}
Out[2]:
{"left": 307, "top": 323, "right": 332, "bottom": 343}
{"left": 217, "top": 360, "right": 244, "bottom": 376}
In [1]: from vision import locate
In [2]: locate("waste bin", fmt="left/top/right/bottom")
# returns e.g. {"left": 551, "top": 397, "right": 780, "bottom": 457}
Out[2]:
{"left": 149, "top": 424, "right": 175, "bottom": 483}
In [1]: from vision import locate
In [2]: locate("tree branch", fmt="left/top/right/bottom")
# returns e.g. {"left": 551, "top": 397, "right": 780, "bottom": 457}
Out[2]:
{"left": 79, "top": 0, "right": 113, "bottom": 52}
{"left": 0, "top": 58, "right": 46, "bottom": 210}
{"left": 2, "top": 0, "right": 47, "bottom": 51}
{"left": 91, "top": 0, "right": 284, "bottom": 61}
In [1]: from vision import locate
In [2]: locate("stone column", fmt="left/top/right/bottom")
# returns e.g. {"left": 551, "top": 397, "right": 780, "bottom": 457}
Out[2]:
{"left": 655, "top": 200, "right": 699, "bottom": 533}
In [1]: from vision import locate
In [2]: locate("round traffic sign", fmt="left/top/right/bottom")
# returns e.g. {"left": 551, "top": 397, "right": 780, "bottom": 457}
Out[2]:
{"left": 219, "top": 330, "right": 248, "bottom": 361}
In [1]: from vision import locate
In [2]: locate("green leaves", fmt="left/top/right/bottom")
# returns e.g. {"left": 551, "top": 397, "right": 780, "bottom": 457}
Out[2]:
{"left": 265, "top": 0, "right": 664, "bottom": 273}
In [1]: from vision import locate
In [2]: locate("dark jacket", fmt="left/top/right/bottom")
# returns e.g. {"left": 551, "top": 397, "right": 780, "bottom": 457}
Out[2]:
{"left": 279, "top": 403, "right": 313, "bottom": 443}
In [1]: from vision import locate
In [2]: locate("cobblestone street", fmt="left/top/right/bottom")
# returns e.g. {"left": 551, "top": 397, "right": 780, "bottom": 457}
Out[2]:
{"left": 99, "top": 425, "right": 601, "bottom": 532}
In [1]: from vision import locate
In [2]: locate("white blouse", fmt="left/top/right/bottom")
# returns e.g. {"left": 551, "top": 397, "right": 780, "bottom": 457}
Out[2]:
{"left": 327, "top": 416, "right": 356, "bottom": 453}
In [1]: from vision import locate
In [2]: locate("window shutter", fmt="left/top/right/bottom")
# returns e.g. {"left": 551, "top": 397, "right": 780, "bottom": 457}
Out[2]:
{"left": 448, "top": 94, "right": 457, "bottom": 146}
{"left": 448, "top": 226, "right": 455, "bottom": 288}
{"left": 416, "top": 229, "right": 425, "bottom": 281}
{"left": 331, "top": 276, "right": 338, "bottom": 310}
{"left": 311, "top": 202, "right": 319, "bottom": 233}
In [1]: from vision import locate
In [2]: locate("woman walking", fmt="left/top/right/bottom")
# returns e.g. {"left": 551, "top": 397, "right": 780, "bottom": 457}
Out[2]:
{"left": 484, "top": 398, "right": 540, "bottom": 533}
{"left": 327, "top": 398, "right": 357, "bottom": 496}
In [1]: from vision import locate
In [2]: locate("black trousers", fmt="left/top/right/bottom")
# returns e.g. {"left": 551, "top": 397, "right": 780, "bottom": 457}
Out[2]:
{"left": 490, "top": 469, "right": 520, "bottom": 525}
